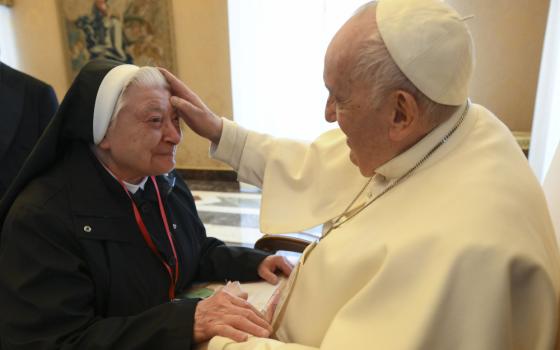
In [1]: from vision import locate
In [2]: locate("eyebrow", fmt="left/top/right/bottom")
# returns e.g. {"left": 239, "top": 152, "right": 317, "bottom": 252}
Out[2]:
{"left": 143, "top": 102, "right": 166, "bottom": 112}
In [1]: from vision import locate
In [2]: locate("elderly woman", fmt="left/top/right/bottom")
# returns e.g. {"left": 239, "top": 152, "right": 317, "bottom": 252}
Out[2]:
{"left": 0, "top": 60, "right": 290, "bottom": 349}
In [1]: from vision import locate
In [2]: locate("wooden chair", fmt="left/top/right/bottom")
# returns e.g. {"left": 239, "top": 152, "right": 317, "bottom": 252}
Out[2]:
{"left": 254, "top": 233, "right": 316, "bottom": 253}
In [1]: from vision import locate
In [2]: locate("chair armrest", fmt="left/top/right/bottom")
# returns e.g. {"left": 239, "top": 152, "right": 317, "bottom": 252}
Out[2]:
{"left": 254, "top": 234, "right": 315, "bottom": 253}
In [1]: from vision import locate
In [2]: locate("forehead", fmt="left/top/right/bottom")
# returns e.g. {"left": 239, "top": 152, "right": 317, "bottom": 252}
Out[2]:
{"left": 121, "top": 84, "right": 171, "bottom": 108}
{"left": 324, "top": 6, "right": 377, "bottom": 88}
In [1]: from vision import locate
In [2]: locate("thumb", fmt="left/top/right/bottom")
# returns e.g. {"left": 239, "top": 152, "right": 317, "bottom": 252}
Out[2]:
{"left": 170, "top": 96, "right": 192, "bottom": 112}
{"left": 260, "top": 269, "right": 279, "bottom": 285}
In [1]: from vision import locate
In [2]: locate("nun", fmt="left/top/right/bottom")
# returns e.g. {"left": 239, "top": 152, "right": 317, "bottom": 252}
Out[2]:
{"left": 0, "top": 60, "right": 291, "bottom": 349}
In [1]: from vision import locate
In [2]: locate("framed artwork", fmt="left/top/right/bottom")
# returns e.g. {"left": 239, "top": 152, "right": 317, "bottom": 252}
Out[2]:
{"left": 57, "top": 0, "right": 176, "bottom": 81}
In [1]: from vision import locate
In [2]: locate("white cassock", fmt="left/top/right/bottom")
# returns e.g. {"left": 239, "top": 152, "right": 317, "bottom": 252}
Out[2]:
{"left": 208, "top": 102, "right": 560, "bottom": 349}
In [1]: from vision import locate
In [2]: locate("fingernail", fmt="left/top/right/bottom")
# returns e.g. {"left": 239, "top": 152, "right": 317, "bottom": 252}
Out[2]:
{"left": 170, "top": 96, "right": 179, "bottom": 106}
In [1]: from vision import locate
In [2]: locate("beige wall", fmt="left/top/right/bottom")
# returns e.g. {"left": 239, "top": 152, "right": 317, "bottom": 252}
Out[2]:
{"left": 170, "top": 0, "right": 232, "bottom": 170}
{"left": 8, "top": 0, "right": 550, "bottom": 170}
{"left": 448, "top": 0, "right": 550, "bottom": 131}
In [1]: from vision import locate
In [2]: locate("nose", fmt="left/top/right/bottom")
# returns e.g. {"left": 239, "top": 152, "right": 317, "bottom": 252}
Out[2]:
{"left": 325, "top": 96, "right": 336, "bottom": 123}
{"left": 163, "top": 118, "right": 182, "bottom": 145}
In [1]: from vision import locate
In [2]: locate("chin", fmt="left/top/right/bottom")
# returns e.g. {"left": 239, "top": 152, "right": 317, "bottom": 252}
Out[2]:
{"left": 350, "top": 153, "right": 374, "bottom": 177}
{"left": 358, "top": 167, "right": 375, "bottom": 177}
{"left": 152, "top": 160, "right": 176, "bottom": 175}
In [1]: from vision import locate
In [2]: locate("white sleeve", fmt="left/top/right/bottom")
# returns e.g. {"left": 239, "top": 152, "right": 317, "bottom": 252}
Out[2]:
{"left": 210, "top": 118, "right": 251, "bottom": 181}
{"left": 211, "top": 119, "right": 366, "bottom": 233}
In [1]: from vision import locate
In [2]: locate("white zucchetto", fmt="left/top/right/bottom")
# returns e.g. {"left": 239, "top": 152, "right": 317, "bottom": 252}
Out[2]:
{"left": 377, "top": 0, "right": 474, "bottom": 105}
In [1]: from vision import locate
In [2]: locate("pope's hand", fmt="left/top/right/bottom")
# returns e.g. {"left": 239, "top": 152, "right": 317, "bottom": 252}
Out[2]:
{"left": 159, "top": 68, "right": 223, "bottom": 144}
{"left": 258, "top": 255, "right": 293, "bottom": 285}
{"left": 193, "top": 288, "right": 272, "bottom": 343}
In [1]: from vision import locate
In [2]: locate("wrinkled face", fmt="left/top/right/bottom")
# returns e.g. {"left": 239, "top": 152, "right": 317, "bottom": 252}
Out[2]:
{"left": 325, "top": 74, "right": 391, "bottom": 176}
{"left": 323, "top": 8, "right": 396, "bottom": 177}
{"left": 99, "top": 84, "right": 181, "bottom": 183}
{"left": 324, "top": 64, "right": 394, "bottom": 177}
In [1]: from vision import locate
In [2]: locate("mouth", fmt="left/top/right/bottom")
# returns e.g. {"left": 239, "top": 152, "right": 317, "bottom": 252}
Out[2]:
{"left": 155, "top": 152, "right": 176, "bottom": 159}
{"left": 156, "top": 148, "right": 176, "bottom": 156}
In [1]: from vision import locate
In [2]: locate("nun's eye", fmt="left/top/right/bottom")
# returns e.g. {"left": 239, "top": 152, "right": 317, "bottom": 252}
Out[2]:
{"left": 149, "top": 116, "right": 163, "bottom": 124}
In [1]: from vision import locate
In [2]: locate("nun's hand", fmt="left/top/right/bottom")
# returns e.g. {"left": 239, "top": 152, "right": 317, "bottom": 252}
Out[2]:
{"left": 193, "top": 288, "right": 272, "bottom": 343}
{"left": 258, "top": 256, "right": 293, "bottom": 285}
{"left": 159, "top": 68, "right": 223, "bottom": 144}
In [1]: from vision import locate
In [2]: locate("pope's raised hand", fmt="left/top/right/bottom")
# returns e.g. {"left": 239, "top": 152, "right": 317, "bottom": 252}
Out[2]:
{"left": 159, "top": 68, "right": 223, "bottom": 144}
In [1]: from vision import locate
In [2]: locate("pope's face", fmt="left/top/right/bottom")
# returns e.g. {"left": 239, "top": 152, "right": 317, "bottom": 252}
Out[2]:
{"left": 323, "top": 7, "right": 395, "bottom": 177}
{"left": 323, "top": 63, "right": 394, "bottom": 177}
{"left": 99, "top": 84, "right": 181, "bottom": 183}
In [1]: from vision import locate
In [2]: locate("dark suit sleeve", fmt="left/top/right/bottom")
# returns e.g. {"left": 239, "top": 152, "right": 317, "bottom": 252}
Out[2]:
{"left": 196, "top": 238, "right": 271, "bottom": 282}
{"left": 37, "top": 83, "right": 58, "bottom": 132}
{"left": 171, "top": 174, "right": 271, "bottom": 284}
{"left": 0, "top": 204, "right": 199, "bottom": 350}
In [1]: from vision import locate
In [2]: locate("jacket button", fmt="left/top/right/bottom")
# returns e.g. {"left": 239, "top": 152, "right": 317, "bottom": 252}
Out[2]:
{"left": 83, "top": 225, "right": 92, "bottom": 233}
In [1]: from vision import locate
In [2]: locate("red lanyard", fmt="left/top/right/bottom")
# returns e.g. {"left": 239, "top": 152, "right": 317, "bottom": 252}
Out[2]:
{"left": 119, "top": 176, "right": 179, "bottom": 300}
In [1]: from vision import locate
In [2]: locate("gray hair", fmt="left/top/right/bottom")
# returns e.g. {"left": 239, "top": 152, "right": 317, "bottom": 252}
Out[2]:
{"left": 111, "top": 67, "right": 169, "bottom": 122}
{"left": 352, "top": 1, "right": 459, "bottom": 125}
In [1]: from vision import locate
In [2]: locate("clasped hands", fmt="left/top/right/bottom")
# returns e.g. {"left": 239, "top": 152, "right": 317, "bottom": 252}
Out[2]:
{"left": 193, "top": 255, "right": 293, "bottom": 344}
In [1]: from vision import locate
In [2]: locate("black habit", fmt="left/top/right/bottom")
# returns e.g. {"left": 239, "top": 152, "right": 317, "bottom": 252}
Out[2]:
{"left": 0, "top": 60, "right": 269, "bottom": 349}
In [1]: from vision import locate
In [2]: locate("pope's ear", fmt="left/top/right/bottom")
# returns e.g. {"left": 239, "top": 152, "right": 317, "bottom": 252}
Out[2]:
{"left": 388, "top": 90, "right": 420, "bottom": 142}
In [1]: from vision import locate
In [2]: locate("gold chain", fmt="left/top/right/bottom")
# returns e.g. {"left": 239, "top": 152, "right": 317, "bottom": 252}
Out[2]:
{"left": 322, "top": 100, "right": 471, "bottom": 239}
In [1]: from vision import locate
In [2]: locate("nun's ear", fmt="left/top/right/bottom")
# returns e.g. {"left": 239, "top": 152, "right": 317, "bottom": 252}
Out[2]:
{"left": 97, "top": 137, "right": 111, "bottom": 151}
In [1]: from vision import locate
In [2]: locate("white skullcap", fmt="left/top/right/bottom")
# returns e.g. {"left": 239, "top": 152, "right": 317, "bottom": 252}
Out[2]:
{"left": 377, "top": 0, "right": 474, "bottom": 105}
{"left": 93, "top": 64, "right": 140, "bottom": 144}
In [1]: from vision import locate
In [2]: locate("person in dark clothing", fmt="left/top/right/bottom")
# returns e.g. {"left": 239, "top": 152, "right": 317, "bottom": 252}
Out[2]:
{"left": 0, "top": 60, "right": 291, "bottom": 350}
{"left": 0, "top": 61, "right": 58, "bottom": 199}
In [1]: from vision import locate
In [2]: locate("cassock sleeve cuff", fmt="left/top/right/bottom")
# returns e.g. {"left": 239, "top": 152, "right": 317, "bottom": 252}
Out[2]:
{"left": 210, "top": 118, "right": 249, "bottom": 171}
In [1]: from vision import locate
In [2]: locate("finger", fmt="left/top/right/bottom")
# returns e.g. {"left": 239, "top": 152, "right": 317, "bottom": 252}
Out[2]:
{"left": 222, "top": 314, "right": 271, "bottom": 339}
{"left": 227, "top": 293, "right": 269, "bottom": 322}
{"left": 158, "top": 68, "right": 192, "bottom": 96}
{"left": 259, "top": 268, "right": 279, "bottom": 285}
{"left": 276, "top": 258, "right": 294, "bottom": 277}
{"left": 221, "top": 298, "right": 272, "bottom": 333}
{"left": 170, "top": 96, "right": 200, "bottom": 119}
{"left": 158, "top": 67, "right": 183, "bottom": 92}
{"left": 213, "top": 324, "right": 249, "bottom": 343}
